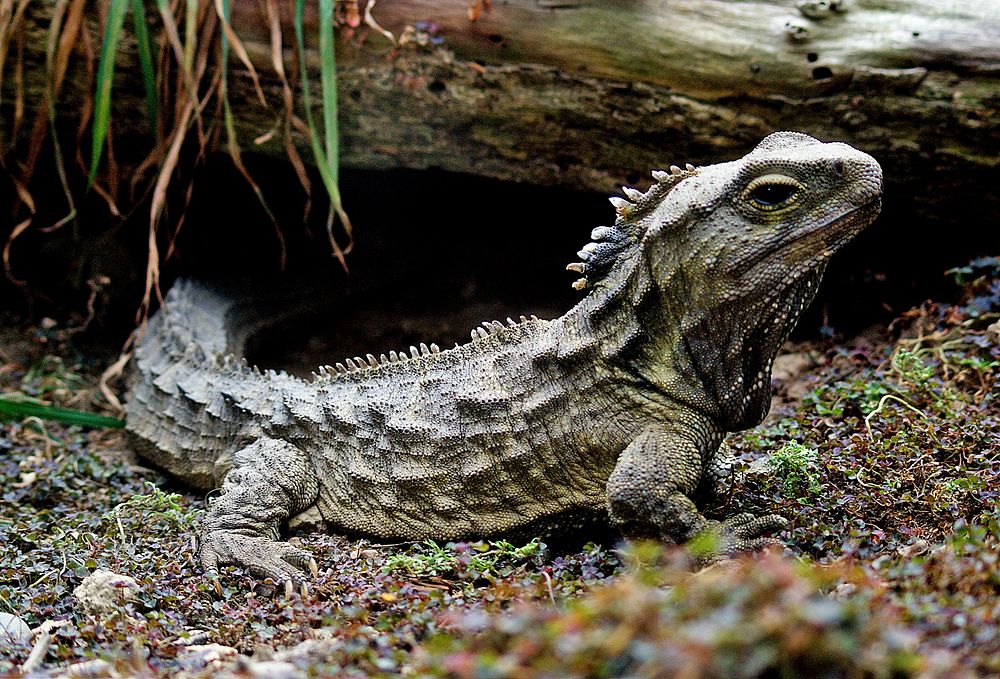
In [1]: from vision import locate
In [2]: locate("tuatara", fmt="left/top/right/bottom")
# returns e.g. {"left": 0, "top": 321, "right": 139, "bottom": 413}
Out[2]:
{"left": 125, "top": 132, "right": 882, "bottom": 585}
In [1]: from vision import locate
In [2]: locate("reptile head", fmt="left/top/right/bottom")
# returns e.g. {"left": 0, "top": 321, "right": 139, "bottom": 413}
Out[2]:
{"left": 566, "top": 133, "right": 882, "bottom": 427}
{"left": 568, "top": 132, "right": 881, "bottom": 300}
{"left": 620, "top": 132, "right": 883, "bottom": 428}
{"left": 644, "top": 131, "right": 882, "bottom": 300}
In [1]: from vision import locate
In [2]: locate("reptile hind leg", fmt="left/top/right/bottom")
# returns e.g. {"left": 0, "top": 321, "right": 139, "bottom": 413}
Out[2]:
{"left": 200, "top": 437, "right": 320, "bottom": 587}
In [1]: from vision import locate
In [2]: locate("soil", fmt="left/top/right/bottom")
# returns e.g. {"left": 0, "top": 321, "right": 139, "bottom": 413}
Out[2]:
{"left": 0, "top": 259, "right": 997, "bottom": 677}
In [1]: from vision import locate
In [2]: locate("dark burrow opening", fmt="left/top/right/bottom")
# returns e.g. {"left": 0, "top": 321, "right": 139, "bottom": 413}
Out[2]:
{"left": 3, "top": 150, "right": 997, "bottom": 376}
{"left": 169, "top": 157, "right": 997, "bottom": 377}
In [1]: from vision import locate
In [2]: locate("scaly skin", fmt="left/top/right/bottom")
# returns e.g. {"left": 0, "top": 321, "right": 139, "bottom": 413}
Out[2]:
{"left": 125, "top": 132, "right": 883, "bottom": 585}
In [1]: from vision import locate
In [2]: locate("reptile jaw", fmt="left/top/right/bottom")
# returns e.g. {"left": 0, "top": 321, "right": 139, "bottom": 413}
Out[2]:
{"left": 785, "top": 195, "right": 882, "bottom": 254}
{"left": 737, "top": 196, "right": 882, "bottom": 275}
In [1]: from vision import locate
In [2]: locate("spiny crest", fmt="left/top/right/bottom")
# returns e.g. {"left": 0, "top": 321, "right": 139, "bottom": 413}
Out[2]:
{"left": 469, "top": 316, "right": 537, "bottom": 341}
{"left": 311, "top": 315, "right": 540, "bottom": 382}
{"left": 313, "top": 342, "right": 444, "bottom": 380}
{"left": 567, "top": 163, "right": 698, "bottom": 290}
{"left": 209, "top": 349, "right": 287, "bottom": 382}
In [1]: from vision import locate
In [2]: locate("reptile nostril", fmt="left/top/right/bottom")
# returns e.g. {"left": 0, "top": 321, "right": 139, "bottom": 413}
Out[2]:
{"left": 833, "top": 159, "right": 845, "bottom": 177}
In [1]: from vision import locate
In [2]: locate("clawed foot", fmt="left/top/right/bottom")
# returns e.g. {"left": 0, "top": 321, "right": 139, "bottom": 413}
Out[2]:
{"left": 718, "top": 512, "right": 787, "bottom": 554}
{"left": 200, "top": 530, "right": 318, "bottom": 595}
{"left": 691, "top": 512, "right": 787, "bottom": 562}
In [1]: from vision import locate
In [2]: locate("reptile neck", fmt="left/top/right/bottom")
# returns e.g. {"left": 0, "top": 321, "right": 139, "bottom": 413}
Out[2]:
{"left": 659, "top": 266, "right": 826, "bottom": 430}
{"left": 563, "top": 256, "right": 826, "bottom": 431}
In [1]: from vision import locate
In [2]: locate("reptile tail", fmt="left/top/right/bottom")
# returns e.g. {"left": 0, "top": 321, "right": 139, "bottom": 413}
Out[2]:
{"left": 124, "top": 279, "right": 249, "bottom": 490}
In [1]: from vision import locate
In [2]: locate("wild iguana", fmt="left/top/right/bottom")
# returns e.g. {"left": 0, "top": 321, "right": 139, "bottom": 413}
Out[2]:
{"left": 125, "top": 132, "right": 883, "bottom": 587}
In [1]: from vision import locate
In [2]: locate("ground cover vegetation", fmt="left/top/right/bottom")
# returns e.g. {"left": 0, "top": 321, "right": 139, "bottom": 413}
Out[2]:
{"left": 0, "top": 259, "right": 996, "bottom": 677}
{"left": 2, "top": 1, "right": 998, "bottom": 676}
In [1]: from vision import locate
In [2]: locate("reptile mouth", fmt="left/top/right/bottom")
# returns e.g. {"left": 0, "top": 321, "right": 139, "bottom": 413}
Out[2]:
{"left": 787, "top": 196, "right": 881, "bottom": 246}
{"left": 802, "top": 196, "right": 881, "bottom": 251}
{"left": 740, "top": 196, "right": 882, "bottom": 272}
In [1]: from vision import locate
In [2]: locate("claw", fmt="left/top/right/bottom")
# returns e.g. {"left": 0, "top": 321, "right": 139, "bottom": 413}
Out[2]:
{"left": 284, "top": 579, "right": 295, "bottom": 598}
{"left": 300, "top": 582, "right": 309, "bottom": 598}
{"left": 308, "top": 558, "right": 319, "bottom": 578}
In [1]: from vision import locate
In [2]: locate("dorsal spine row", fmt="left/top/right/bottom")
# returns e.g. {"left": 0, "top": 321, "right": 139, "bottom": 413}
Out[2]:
{"left": 312, "top": 315, "right": 542, "bottom": 380}
{"left": 567, "top": 163, "right": 699, "bottom": 290}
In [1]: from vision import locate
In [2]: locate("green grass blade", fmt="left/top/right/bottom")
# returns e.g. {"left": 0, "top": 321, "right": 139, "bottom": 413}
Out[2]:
{"left": 294, "top": 0, "right": 321, "bottom": 161}
{"left": 129, "top": 0, "right": 158, "bottom": 132}
{"left": 217, "top": 0, "right": 235, "bottom": 149}
{"left": 295, "top": 0, "right": 345, "bottom": 221}
{"left": 318, "top": 0, "right": 338, "bottom": 186}
{"left": 217, "top": 0, "right": 232, "bottom": 139}
{"left": 0, "top": 396, "right": 125, "bottom": 429}
{"left": 217, "top": 0, "right": 230, "bottom": 76}
{"left": 88, "top": 0, "right": 129, "bottom": 189}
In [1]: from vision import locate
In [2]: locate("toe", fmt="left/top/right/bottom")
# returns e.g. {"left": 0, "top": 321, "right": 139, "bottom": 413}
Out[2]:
{"left": 200, "top": 546, "right": 220, "bottom": 575}
{"left": 733, "top": 514, "right": 787, "bottom": 539}
{"left": 249, "top": 556, "right": 307, "bottom": 586}
{"left": 723, "top": 513, "right": 757, "bottom": 530}
{"left": 277, "top": 544, "right": 316, "bottom": 571}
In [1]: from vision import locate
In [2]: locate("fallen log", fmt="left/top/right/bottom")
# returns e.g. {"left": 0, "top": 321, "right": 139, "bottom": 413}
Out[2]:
{"left": 3, "top": 0, "right": 998, "bottom": 286}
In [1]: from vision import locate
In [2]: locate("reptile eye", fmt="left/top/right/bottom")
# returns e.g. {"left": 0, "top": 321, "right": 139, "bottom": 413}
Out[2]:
{"left": 743, "top": 175, "right": 804, "bottom": 211}
{"left": 750, "top": 183, "right": 797, "bottom": 207}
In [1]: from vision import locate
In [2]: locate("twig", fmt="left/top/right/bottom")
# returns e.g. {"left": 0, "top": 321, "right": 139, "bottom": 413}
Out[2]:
{"left": 21, "top": 630, "right": 52, "bottom": 674}
{"left": 864, "top": 394, "right": 928, "bottom": 437}
{"left": 363, "top": 0, "right": 395, "bottom": 44}
{"left": 541, "top": 570, "right": 556, "bottom": 605}
{"left": 27, "top": 569, "right": 55, "bottom": 589}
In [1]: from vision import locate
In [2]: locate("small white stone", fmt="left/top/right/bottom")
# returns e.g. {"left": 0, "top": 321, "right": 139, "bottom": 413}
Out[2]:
{"left": 179, "top": 643, "right": 240, "bottom": 669}
{"left": 74, "top": 570, "right": 140, "bottom": 615}
{"left": 0, "top": 613, "right": 31, "bottom": 644}
{"left": 248, "top": 660, "right": 306, "bottom": 679}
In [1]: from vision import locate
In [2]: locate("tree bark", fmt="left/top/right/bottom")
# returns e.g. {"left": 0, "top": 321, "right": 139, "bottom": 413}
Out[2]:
{"left": 229, "top": 0, "right": 1000, "bottom": 192}
{"left": 6, "top": 1, "right": 1000, "bottom": 222}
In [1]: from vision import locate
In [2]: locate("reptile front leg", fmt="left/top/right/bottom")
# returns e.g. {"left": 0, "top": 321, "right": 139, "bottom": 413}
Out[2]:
{"left": 200, "top": 437, "right": 320, "bottom": 587}
{"left": 606, "top": 426, "right": 785, "bottom": 559}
